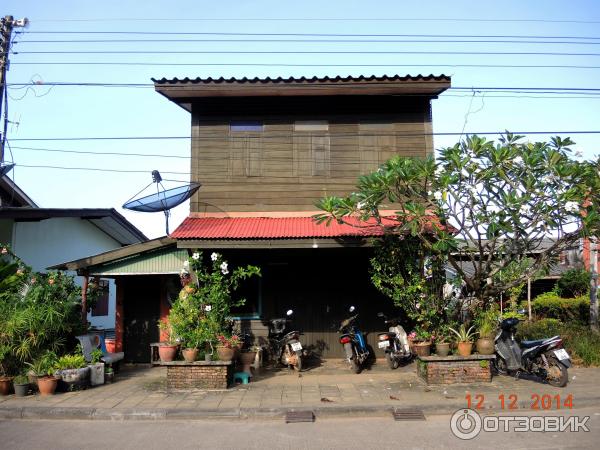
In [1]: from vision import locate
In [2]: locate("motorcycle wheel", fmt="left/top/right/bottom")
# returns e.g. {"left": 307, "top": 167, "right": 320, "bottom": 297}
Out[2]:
{"left": 545, "top": 356, "right": 568, "bottom": 387}
{"left": 386, "top": 352, "right": 399, "bottom": 370}
{"left": 295, "top": 351, "right": 303, "bottom": 372}
{"left": 492, "top": 356, "right": 509, "bottom": 375}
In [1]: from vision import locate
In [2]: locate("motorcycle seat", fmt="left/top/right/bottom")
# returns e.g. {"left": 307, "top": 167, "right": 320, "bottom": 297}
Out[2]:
{"left": 378, "top": 332, "right": 396, "bottom": 338}
{"left": 521, "top": 336, "right": 559, "bottom": 348}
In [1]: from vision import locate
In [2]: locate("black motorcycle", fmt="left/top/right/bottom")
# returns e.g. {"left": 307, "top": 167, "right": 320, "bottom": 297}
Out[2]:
{"left": 338, "top": 306, "right": 371, "bottom": 374}
{"left": 266, "top": 309, "right": 304, "bottom": 371}
{"left": 494, "top": 316, "right": 571, "bottom": 387}
{"left": 376, "top": 312, "right": 412, "bottom": 369}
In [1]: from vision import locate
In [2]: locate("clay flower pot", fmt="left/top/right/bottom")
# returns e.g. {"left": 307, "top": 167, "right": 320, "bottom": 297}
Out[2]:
{"left": 37, "top": 376, "right": 59, "bottom": 396}
{"left": 435, "top": 342, "right": 450, "bottom": 357}
{"left": 0, "top": 377, "right": 13, "bottom": 396}
{"left": 476, "top": 337, "right": 494, "bottom": 355}
{"left": 457, "top": 341, "right": 473, "bottom": 357}
{"left": 216, "top": 346, "right": 235, "bottom": 362}
{"left": 239, "top": 351, "right": 257, "bottom": 375}
{"left": 413, "top": 341, "right": 432, "bottom": 357}
{"left": 182, "top": 348, "right": 199, "bottom": 363}
{"left": 158, "top": 344, "right": 178, "bottom": 362}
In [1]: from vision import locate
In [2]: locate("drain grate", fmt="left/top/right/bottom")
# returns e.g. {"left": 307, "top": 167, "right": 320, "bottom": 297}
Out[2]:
{"left": 285, "top": 410, "right": 315, "bottom": 423}
{"left": 392, "top": 408, "right": 426, "bottom": 421}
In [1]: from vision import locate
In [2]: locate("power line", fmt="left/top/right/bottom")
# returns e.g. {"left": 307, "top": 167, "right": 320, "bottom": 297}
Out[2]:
{"left": 19, "top": 31, "right": 600, "bottom": 40}
{"left": 8, "top": 130, "right": 600, "bottom": 142}
{"left": 14, "top": 38, "right": 600, "bottom": 45}
{"left": 14, "top": 163, "right": 189, "bottom": 175}
{"left": 23, "top": 17, "right": 600, "bottom": 24}
{"left": 11, "top": 62, "right": 600, "bottom": 69}
{"left": 13, "top": 50, "right": 600, "bottom": 57}
{"left": 7, "top": 82, "right": 600, "bottom": 94}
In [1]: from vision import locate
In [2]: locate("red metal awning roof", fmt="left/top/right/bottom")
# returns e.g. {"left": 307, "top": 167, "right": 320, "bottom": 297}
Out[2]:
{"left": 171, "top": 216, "right": 440, "bottom": 240}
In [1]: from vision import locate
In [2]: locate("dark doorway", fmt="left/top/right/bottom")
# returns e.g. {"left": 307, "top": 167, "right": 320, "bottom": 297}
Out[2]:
{"left": 123, "top": 276, "right": 161, "bottom": 363}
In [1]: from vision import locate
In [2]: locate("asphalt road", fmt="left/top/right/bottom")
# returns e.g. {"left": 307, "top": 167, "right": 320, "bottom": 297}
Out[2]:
{"left": 1, "top": 407, "right": 598, "bottom": 450}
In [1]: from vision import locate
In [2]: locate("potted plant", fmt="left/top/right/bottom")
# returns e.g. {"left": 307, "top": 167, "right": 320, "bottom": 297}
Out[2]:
{"left": 216, "top": 334, "right": 240, "bottom": 361}
{"left": 0, "top": 343, "right": 13, "bottom": 395}
{"left": 434, "top": 325, "right": 451, "bottom": 357}
{"left": 104, "top": 366, "right": 115, "bottom": 384}
{"left": 88, "top": 348, "right": 105, "bottom": 386}
{"left": 411, "top": 327, "right": 432, "bottom": 357}
{"left": 13, "top": 373, "right": 30, "bottom": 397}
{"left": 239, "top": 345, "right": 259, "bottom": 375}
{"left": 449, "top": 324, "right": 476, "bottom": 356}
{"left": 54, "top": 353, "right": 90, "bottom": 391}
{"left": 157, "top": 318, "right": 179, "bottom": 362}
{"left": 28, "top": 351, "right": 59, "bottom": 396}
{"left": 475, "top": 309, "right": 497, "bottom": 355}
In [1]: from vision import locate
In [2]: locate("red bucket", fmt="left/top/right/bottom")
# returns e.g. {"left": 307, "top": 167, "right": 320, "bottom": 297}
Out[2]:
{"left": 105, "top": 338, "right": 116, "bottom": 353}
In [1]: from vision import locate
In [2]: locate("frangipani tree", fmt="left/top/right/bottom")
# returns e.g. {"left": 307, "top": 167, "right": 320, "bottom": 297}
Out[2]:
{"left": 316, "top": 134, "right": 600, "bottom": 311}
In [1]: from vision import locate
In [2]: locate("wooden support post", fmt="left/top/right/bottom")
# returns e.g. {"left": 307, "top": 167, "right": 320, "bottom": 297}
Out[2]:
{"left": 81, "top": 271, "right": 89, "bottom": 328}
{"left": 527, "top": 277, "right": 532, "bottom": 321}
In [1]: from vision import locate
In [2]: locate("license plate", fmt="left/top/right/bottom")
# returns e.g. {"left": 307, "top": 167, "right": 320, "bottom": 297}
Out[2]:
{"left": 554, "top": 349, "right": 570, "bottom": 361}
{"left": 378, "top": 340, "right": 390, "bottom": 349}
{"left": 291, "top": 342, "right": 302, "bottom": 351}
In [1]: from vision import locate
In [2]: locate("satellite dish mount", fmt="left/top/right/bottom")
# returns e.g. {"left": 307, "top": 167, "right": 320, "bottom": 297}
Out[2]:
{"left": 122, "top": 170, "right": 201, "bottom": 235}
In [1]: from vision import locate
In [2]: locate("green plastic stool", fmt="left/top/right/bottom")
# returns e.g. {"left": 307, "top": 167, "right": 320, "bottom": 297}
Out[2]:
{"left": 233, "top": 372, "right": 250, "bottom": 385}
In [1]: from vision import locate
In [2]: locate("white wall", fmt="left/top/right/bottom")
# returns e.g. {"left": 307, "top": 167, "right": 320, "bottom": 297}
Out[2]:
{"left": 11, "top": 217, "right": 122, "bottom": 330}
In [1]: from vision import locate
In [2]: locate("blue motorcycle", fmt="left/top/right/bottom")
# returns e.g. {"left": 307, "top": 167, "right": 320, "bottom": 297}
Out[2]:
{"left": 338, "top": 306, "right": 371, "bottom": 373}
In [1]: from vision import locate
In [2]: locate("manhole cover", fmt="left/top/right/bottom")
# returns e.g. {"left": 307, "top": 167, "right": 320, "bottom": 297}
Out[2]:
{"left": 392, "top": 408, "right": 426, "bottom": 421}
{"left": 285, "top": 410, "right": 315, "bottom": 423}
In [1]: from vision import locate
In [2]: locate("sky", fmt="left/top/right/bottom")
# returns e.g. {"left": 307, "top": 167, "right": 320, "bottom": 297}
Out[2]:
{"left": 2, "top": 0, "right": 600, "bottom": 239}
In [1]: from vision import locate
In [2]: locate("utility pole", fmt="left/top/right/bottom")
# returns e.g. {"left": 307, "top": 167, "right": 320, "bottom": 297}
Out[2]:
{"left": 0, "top": 15, "right": 28, "bottom": 164}
{"left": 590, "top": 237, "right": 598, "bottom": 332}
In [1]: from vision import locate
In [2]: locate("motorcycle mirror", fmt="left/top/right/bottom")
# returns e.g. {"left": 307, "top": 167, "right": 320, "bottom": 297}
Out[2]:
{"left": 286, "top": 309, "right": 294, "bottom": 316}
{"left": 349, "top": 306, "right": 355, "bottom": 313}
{"left": 377, "top": 312, "right": 384, "bottom": 318}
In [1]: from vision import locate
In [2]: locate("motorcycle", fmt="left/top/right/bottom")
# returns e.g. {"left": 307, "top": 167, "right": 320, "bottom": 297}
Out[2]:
{"left": 494, "top": 315, "right": 571, "bottom": 387}
{"left": 338, "top": 306, "right": 371, "bottom": 373}
{"left": 267, "top": 309, "right": 304, "bottom": 371}
{"left": 376, "top": 312, "right": 411, "bottom": 369}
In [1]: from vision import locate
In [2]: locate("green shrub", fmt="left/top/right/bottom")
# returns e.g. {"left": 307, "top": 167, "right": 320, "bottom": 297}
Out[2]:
{"left": 54, "top": 354, "right": 87, "bottom": 370}
{"left": 517, "top": 320, "right": 600, "bottom": 367}
{"left": 529, "top": 293, "right": 589, "bottom": 324}
{"left": 556, "top": 268, "right": 590, "bottom": 298}
{"left": 517, "top": 318, "right": 564, "bottom": 340}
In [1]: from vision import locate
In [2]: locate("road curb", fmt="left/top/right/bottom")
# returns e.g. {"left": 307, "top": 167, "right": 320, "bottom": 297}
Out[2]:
{"left": 1, "top": 395, "right": 598, "bottom": 421}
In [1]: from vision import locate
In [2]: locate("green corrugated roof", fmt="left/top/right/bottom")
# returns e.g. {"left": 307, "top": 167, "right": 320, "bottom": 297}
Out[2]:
{"left": 88, "top": 246, "right": 187, "bottom": 276}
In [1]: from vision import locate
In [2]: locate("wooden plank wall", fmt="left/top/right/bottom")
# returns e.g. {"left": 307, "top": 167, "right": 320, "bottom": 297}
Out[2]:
{"left": 190, "top": 96, "right": 433, "bottom": 213}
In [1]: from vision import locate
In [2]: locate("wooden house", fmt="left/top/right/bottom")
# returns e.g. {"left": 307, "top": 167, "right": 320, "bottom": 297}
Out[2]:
{"left": 54, "top": 75, "right": 451, "bottom": 362}
{"left": 158, "top": 75, "right": 451, "bottom": 359}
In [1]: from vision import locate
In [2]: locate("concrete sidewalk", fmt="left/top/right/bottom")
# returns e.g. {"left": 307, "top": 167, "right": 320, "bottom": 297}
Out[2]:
{"left": 1, "top": 360, "right": 598, "bottom": 421}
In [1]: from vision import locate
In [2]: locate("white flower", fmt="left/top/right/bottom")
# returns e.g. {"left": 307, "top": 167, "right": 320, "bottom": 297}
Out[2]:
{"left": 519, "top": 204, "right": 531, "bottom": 215}
{"left": 220, "top": 262, "right": 229, "bottom": 275}
{"left": 565, "top": 201, "right": 579, "bottom": 213}
{"left": 183, "top": 260, "right": 189, "bottom": 268}
{"left": 433, "top": 191, "right": 443, "bottom": 201}
{"left": 192, "top": 252, "right": 200, "bottom": 260}
{"left": 415, "top": 303, "right": 421, "bottom": 310}
{"left": 204, "top": 305, "right": 212, "bottom": 312}
{"left": 211, "top": 252, "right": 219, "bottom": 261}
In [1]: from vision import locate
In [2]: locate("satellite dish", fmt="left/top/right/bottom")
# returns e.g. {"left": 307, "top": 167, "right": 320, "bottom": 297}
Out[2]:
{"left": 0, "top": 162, "right": 15, "bottom": 177}
{"left": 122, "top": 170, "right": 201, "bottom": 235}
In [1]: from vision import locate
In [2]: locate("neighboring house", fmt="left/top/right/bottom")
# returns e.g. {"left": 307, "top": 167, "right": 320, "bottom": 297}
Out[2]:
{"left": 53, "top": 75, "right": 452, "bottom": 362}
{"left": 0, "top": 176, "right": 148, "bottom": 330}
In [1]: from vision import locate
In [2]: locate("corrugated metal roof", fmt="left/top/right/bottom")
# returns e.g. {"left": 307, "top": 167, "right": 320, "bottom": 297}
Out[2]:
{"left": 152, "top": 74, "right": 450, "bottom": 85}
{"left": 170, "top": 216, "right": 439, "bottom": 240}
{"left": 88, "top": 247, "right": 188, "bottom": 276}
